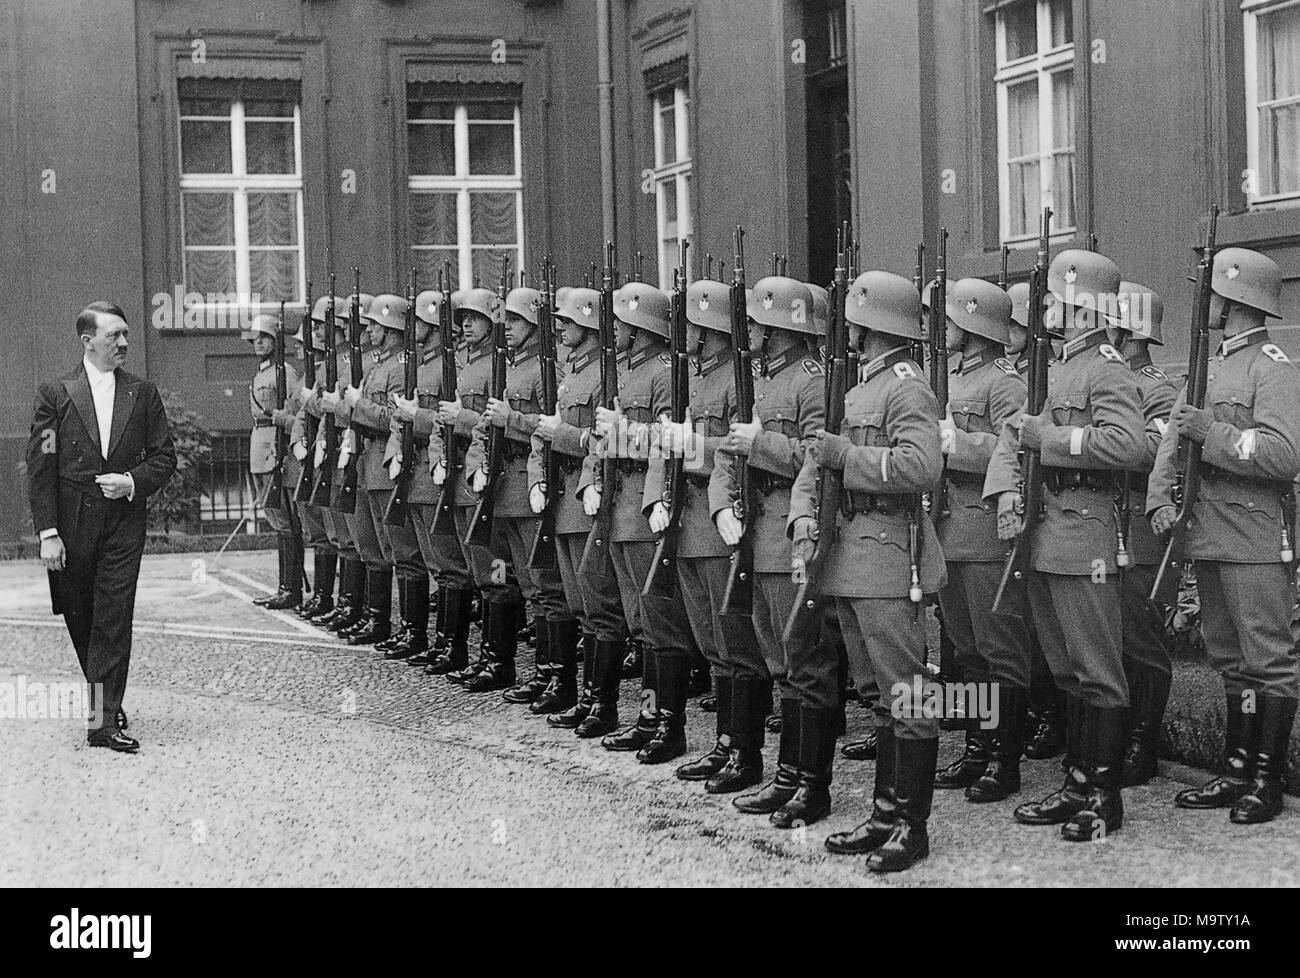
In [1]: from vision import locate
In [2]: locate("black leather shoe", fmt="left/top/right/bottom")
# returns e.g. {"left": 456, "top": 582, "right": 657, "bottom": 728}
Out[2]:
{"left": 116, "top": 708, "right": 129, "bottom": 731}
{"left": 866, "top": 736, "right": 937, "bottom": 873}
{"left": 866, "top": 821, "right": 929, "bottom": 873}
{"left": 966, "top": 687, "right": 1028, "bottom": 803}
{"left": 735, "top": 699, "right": 799, "bottom": 814}
{"left": 504, "top": 628, "right": 550, "bottom": 704}
{"left": 375, "top": 624, "right": 410, "bottom": 654}
{"left": 1014, "top": 773, "right": 1089, "bottom": 825}
{"left": 252, "top": 590, "right": 279, "bottom": 607}
{"left": 934, "top": 728, "right": 989, "bottom": 790}
{"left": 677, "top": 739, "right": 731, "bottom": 781}
{"left": 602, "top": 715, "right": 657, "bottom": 751}
{"left": 383, "top": 630, "right": 427, "bottom": 661}
{"left": 264, "top": 590, "right": 303, "bottom": 611}
{"left": 841, "top": 729, "right": 877, "bottom": 761}
{"left": 576, "top": 701, "right": 619, "bottom": 738}
{"left": 1228, "top": 695, "right": 1296, "bottom": 825}
{"left": 705, "top": 747, "right": 764, "bottom": 794}
{"left": 577, "top": 639, "right": 624, "bottom": 738}
{"left": 771, "top": 784, "right": 831, "bottom": 828}
{"left": 826, "top": 726, "right": 896, "bottom": 855}
{"left": 89, "top": 732, "right": 139, "bottom": 753}
{"left": 338, "top": 612, "right": 373, "bottom": 639}
{"left": 637, "top": 712, "right": 687, "bottom": 764}
{"left": 770, "top": 705, "right": 837, "bottom": 828}
{"left": 699, "top": 694, "right": 717, "bottom": 713}
{"left": 347, "top": 618, "right": 391, "bottom": 647}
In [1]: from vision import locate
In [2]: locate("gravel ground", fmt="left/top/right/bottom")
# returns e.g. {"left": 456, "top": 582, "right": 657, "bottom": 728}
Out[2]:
{"left": 2, "top": 552, "right": 1297, "bottom": 887}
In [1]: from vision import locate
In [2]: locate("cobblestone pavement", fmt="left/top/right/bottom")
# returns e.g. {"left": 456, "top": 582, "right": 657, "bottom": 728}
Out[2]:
{"left": 2, "top": 552, "right": 1298, "bottom": 887}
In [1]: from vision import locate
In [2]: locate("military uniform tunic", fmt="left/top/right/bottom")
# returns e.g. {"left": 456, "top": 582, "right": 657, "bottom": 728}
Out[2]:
{"left": 249, "top": 357, "right": 301, "bottom": 534}
{"left": 1147, "top": 327, "right": 1300, "bottom": 696}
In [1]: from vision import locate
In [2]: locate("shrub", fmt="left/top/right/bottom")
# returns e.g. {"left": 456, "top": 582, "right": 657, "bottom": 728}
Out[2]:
{"left": 148, "top": 388, "right": 213, "bottom": 533}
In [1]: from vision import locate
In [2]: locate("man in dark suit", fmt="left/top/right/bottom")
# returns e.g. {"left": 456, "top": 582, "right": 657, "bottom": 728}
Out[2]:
{"left": 27, "top": 301, "right": 177, "bottom": 753}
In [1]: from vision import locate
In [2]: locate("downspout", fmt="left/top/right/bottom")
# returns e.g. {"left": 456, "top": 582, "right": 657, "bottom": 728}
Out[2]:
{"left": 596, "top": 0, "right": 617, "bottom": 247}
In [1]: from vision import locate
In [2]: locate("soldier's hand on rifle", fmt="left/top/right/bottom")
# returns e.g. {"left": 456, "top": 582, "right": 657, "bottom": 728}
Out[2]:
{"left": 292, "top": 441, "right": 308, "bottom": 462}
{"left": 431, "top": 457, "right": 448, "bottom": 485}
{"left": 320, "top": 387, "right": 341, "bottom": 410}
{"left": 391, "top": 394, "right": 418, "bottom": 423}
{"left": 594, "top": 398, "right": 622, "bottom": 439}
{"left": 810, "top": 429, "right": 851, "bottom": 470}
{"left": 582, "top": 485, "right": 601, "bottom": 517}
{"left": 997, "top": 491, "right": 1023, "bottom": 540}
{"left": 715, "top": 507, "right": 743, "bottom": 546}
{"left": 1170, "top": 403, "right": 1212, "bottom": 444}
{"left": 725, "top": 419, "right": 761, "bottom": 456}
{"left": 534, "top": 408, "right": 561, "bottom": 441}
{"left": 272, "top": 407, "right": 294, "bottom": 427}
{"left": 660, "top": 409, "right": 693, "bottom": 456}
{"left": 314, "top": 439, "right": 326, "bottom": 469}
{"left": 938, "top": 411, "right": 957, "bottom": 455}
{"left": 388, "top": 456, "right": 402, "bottom": 480}
{"left": 438, "top": 396, "right": 462, "bottom": 424}
{"left": 470, "top": 466, "right": 488, "bottom": 494}
{"left": 1150, "top": 505, "right": 1177, "bottom": 536}
{"left": 336, "top": 428, "right": 355, "bottom": 467}
{"left": 484, "top": 397, "right": 510, "bottom": 429}
{"left": 649, "top": 501, "right": 670, "bottom": 534}
{"left": 790, "top": 516, "right": 816, "bottom": 566}
{"left": 1017, "top": 413, "right": 1043, "bottom": 451}
{"left": 529, "top": 482, "right": 547, "bottom": 514}
{"left": 343, "top": 385, "right": 362, "bottom": 408}
{"left": 300, "top": 385, "right": 317, "bottom": 405}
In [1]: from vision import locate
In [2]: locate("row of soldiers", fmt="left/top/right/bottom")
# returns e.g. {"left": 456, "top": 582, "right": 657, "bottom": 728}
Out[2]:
{"left": 242, "top": 234, "right": 1299, "bottom": 874}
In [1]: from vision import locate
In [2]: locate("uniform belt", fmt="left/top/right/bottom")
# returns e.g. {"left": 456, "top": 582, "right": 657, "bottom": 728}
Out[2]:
{"left": 685, "top": 471, "right": 711, "bottom": 488}
{"left": 945, "top": 469, "right": 985, "bottom": 488}
{"left": 750, "top": 470, "right": 794, "bottom": 495}
{"left": 504, "top": 440, "right": 530, "bottom": 462}
{"left": 252, "top": 418, "right": 274, "bottom": 428}
{"left": 1042, "top": 467, "right": 1112, "bottom": 493}
{"left": 1200, "top": 464, "right": 1292, "bottom": 494}
{"left": 842, "top": 490, "right": 908, "bottom": 518}
{"left": 616, "top": 458, "right": 649, "bottom": 476}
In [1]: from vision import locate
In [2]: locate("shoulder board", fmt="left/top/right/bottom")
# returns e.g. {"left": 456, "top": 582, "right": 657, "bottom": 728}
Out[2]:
{"left": 1261, "top": 343, "right": 1290, "bottom": 364}
{"left": 802, "top": 358, "right": 824, "bottom": 377}
{"left": 993, "top": 357, "right": 1019, "bottom": 377}
{"left": 892, "top": 360, "right": 922, "bottom": 381}
{"left": 1139, "top": 364, "right": 1168, "bottom": 383}
{"left": 1098, "top": 344, "right": 1125, "bottom": 363}
{"left": 658, "top": 352, "right": 671, "bottom": 366}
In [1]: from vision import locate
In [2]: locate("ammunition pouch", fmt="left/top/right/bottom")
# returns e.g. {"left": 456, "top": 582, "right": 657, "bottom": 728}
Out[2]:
{"left": 1042, "top": 467, "right": 1113, "bottom": 494}
{"left": 504, "top": 439, "right": 530, "bottom": 462}
{"left": 842, "top": 490, "right": 909, "bottom": 518}
{"left": 252, "top": 417, "right": 274, "bottom": 428}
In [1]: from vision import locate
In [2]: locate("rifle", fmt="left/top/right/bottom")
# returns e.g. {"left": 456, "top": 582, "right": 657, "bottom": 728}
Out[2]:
{"left": 384, "top": 268, "right": 419, "bottom": 527}
{"left": 331, "top": 268, "right": 363, "bottom": 513}
{"left": 1150, "top": 205, "right": 1219, "bottom": 605}
{"left": 783, "top": 222, "right": 850, "bottom": 643}
{"left": 465, "top": 254, "right": 511, "bottom": 547}
{"left": 294, "top": 280, "right": 317, "bottom": 502}
{"left": 579, "top": 242, "right": 619, "bottom": 578}
{"left": 642, "top": 240, "right": 691, "bottom": 601}
{"left": 998, "top": 245, "right": 1010, "bottom": 291}
{"left": 431, "top": 261, "right": 460, "bottom": 535}
{"left": 929, "top": 228, "right": 950, "bottom": 523}
{"left": 265, "top": 299, "right": 290, "bottom": 513}
{"left": 991, "top": 207, "right": 1053, "bottom": 617}
{"left": 911, "top": 243, "right": 926, "bottom": 365}
{"left": 529, "top": 258, "right": 562, "bottom": 570}
{"left": 308, "top": 273, "right": 338, "bottom": 507}
{"left": 720, "top": 226, "right": 755, "bottom": 615}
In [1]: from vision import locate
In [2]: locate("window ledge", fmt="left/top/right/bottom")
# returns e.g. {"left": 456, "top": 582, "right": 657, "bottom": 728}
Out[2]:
{"left": 1217, "top": 206, "right": 1300, "bottom": 248}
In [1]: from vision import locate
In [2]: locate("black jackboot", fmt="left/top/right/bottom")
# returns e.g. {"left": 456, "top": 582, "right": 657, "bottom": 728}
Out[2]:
{"left": 826, "top": 726, "right": 897, "bottom": 855}
{"left": 448, "top": 599, "right": 492, "bottom": 684}
{"left": 1062, "top": 705, "right": 1128, "bottom": 841}
{"left": 1229, "top": 695, "right": 1297, "bottom": 825}
{"left": 771, "top": 705, "right": 837, "bottom": 828}
{"left": 384, "top": 580, "right": 429, "bottom": 660}
{"left": 576, "top": 639, "right": 624, "bottom": 738}
{"left": 706, "top": 676, "right": 769, "bottom": 794}
{"left": 325, "top": 561, "right": 367, "bottom": 631}
{"left": 934, "top": 719, "right": 991, "bottom": 790}
{"left": 638, "top": 653, "right": 689, "bottom": 764}
{"left": 1122, "top": 662, "right": 1172, "bottom": 786}
{"left": 504, "top": 612, "right": 551, "bottom": 704}
{"left": 347, "top": 567, "right": 393, "bottom": 645}
{"left": 867, "top": 735, "right": 939, "bottom": 873}
{"left": 531, "top": 619, "right": 580, "bottom": 714}
{"left": 266, "top": 536, "right": 305, "bottom": 610}
{"left": 464, "top": 601, "right": 519, "bottom": 692}
{"left": 549, "top": 632, "right": 596, "bottom": 728}
{"left": 1024, "top": 688, "right": 1068, "bottom": 759}
{"left": 734, "top": 698, "right": 799, "bottom": 814}
{"left": 603, "top": 645, "right": 658, "bottom": 751}
{"left": 1175, "top": 692, "right": 1260, "bottom": 809}
{"left": 376, "top": 578, "right": 412, "bottom": 654}
{"left": 408, "top": 588, "right": 445, "bottom": 667}
{"left": 688, "top": 653, "right": 712, "bottom": 698}
{"left": 299, "top": 552, "right": 336, "bottom": 619}
{"left": 678, "top": 675, "right": 733, "bottom": 781}
{"left": 432, "top": 589, "right": 474, "bottom": 678}
{"left": 966, "top": 687, "right": 1029, "bottom": 803}
{"left": 1014, "top": 694, "right": 1091, "bottom": 825}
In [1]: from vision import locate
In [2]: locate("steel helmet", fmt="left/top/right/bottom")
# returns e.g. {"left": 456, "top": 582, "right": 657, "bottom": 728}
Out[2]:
{"left": 845, "top": 271, "right": 923, "bottom": 341}
{"left": 946, "top": 278, "right": 1013, "bottom": 346}
{"left": 506, "top": 286, "right": 544, "bottom": 326}
{"left": 555, "top": 287, "right": 600, "bottom": 331}
{"left": 413, "top": 289, "right": 445, "bottom": 326}
{"left": 614, "top": 281, "right": 671, "bottom": 338}
{"left": 1114, "top": 281, "right": 1164, "bottom": 344}
{"left": 311, "top": 295, "right": 349, "bottom": 324}
{"left": 1006, "top": 282, "right": 1032, "bottom": 328}
{"left": 1048, "top": 250, "right": 1121, "bottom": 314}
{"left": 454, "top": 287, "right": 504, "bottom": 327}
{"left": 807, "top": 283, "right": 830, "bottom": 335}
{"left": 555, "top": 286, "right": 573, "bottom": 309}
{"left": 686, "top": 279, "right": 732, "bottom": 334}
{"left": 1212, "top": 247, "right": 1283, "bottom": 319}
{"left": 920, "top": 278, "right": 957, "bottom": 311}
{"left": 364, "top": 294, "right": 410, "bottom": 332}
{"left": 241, "top": 313, "right": 280, "bottom": 342}
{"left": 747, "top": 276, "right": 819, "bottom": 335}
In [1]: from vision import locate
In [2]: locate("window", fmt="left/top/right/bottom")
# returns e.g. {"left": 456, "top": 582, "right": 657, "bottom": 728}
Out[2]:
{"left": 805, "top": 0, "right": 851, "bottom": 284}
{"left": 178, "top": 79, "right": 306, "bottom": 311}
{"left": 407, "top": 85, "right": 523, "bottom": 289}
{"left": 1245, "top": 0, "right": 1300, "bottom": 205}
{"left": 994, "top": 0, "right": 1076, "bottom": 241}
{"left": 650, "top": 82, "right": 693, "bottom": 290}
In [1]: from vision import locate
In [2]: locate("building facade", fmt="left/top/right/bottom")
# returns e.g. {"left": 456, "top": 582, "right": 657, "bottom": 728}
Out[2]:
{"left": 3, "top": 0, "right": 1298, "bottom": 544}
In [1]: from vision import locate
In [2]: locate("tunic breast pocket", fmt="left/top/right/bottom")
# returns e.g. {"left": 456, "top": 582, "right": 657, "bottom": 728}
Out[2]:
{"left": 844, "top": 411, "right": 886, "bottom": 447}
{"left": 622, "top": 394, "right": 651, "bottom": 423}
{"left": 949, "top": 398, "right": 990, "bottom": 434}
{"left": 1049, "top": 391, "right": 1090, "bottom": 427}
{"left": 762, "top": 405, "right": 799, "bottom": 438}
{"left": 1210, "top": 389, "right": 1255, "bottom": 430}
{"left": 696, "top": 401, "right": 728, "bottom": 437}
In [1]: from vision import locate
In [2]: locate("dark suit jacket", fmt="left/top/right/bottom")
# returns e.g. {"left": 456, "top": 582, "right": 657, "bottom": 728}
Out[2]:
{"left": 26, "top": 364, "right": 177, "bottom": 536}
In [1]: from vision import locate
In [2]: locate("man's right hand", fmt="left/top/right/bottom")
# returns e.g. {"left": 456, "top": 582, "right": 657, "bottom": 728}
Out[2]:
{"left": 715, "top": 509, "right": 743, "bottom": 546}
{"left": 438, "top": 397, "right": 462, "bottom": 424}
{"left": 41, "top": 535, "right": 66, "bottom": 572}
{"left": 582, "top": 486, "right": 601, "bottom": 517}
{"left": 1150, "top": 505, "right": 1177, "bottom": 536}
{"left": 997, "top": 492, "right": 1023, "bottom": 541}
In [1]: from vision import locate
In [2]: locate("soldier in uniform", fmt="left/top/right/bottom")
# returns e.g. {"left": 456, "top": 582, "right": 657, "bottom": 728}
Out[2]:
{"left": 438, "top": 287, "right": 526, "bottom": 691}
{"left": 930, "top": 279, "right": 1032, "bottom": 802}
{"left": 796, "top": 270, "right": 946, "bottom": 873}
{"left": 587, "top": 281, "right": 696, "bottom": 764}
{"left": 649, "top": 277, "right": 771, "bottom": 792}
{"left": 530, "top": 286, "right": 629, "bottom": 735}
{"left": 1107, "top": 282, "right": 1177, "bottom": 785}
{"left": 391, "top": 289, "right": 475, "bottom": 675}
{"left": 467, "top": 286, "right": 580, "bottom": 706}
{"left": 244, "top": 313, "right": 303, "bottom": 609}
{"left": 1149, "top": 247, "right": 1300, "bottom": 824}
{"left": 986, "top": 249, "right": 1146, "bottom": 842}
{"left": 712, "top": 276, "right": 835, "bottom": 827}
{"left": 291, "top": 299, "right": 339, "bottom": 621}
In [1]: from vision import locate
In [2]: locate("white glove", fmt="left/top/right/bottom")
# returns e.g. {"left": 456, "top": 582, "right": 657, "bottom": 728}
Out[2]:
{"left": 529, "top": 482, "right": 547, "bottom": 514}
{"left": 938, "top": 416, "right": 957, "bottom": 455}
{"left": 648, "top": 501, "right": 670, "bottom": 534}
{"left": 300, "top": 386, "right": 316, "bottom": 405}
{"left": 388, "top": 456, "right": 402, "bottom": 480}
{"left": 314, "top": 439, "right": 326, "bottom": 469}
{"left": 715, "top": 509, "right": 743, "bottom": 546}
{"left": 292, "top": 441, "right": 308, "bottom": 462}
{"left": 582, "top": 486, "right": 601, "bottom": 517}
{"left": 471, "top": 466, "right": 488, "bottom": 493}
{"left": 431, "top": 457, "right": 447, "bottom": 485}
{"left": 336, "top": 428, "right": 355, "bottom": 469}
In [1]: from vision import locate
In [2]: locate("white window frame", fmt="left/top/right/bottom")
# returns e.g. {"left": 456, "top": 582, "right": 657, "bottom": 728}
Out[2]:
{"left": 651, "top": 83, "right": 693, "bottom": 291}
{"left": 1244, "top": 0, "right": 1300, "bottom": 207}
{"left": 178, "top": 97, "right": 307, "bottom": 313}
{"left": 408, "top": 103, "right": 524, "bottom": 288}
{"left": 994, "top": 0, "right": 1076, "bottom": 244}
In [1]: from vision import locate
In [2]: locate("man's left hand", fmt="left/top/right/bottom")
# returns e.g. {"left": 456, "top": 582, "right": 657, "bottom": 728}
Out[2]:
{"left": 95, "top": 473, "right": 133, "bottom": 500}
{"left": 810, "top": 430, "right": 851, "bottom": 470}
{"left": 391, "top": 394, "right": 418, "bottom": 423}
{"left": 1018, "top": 414, "right": 1043, "bottom": 452}
{"left": 343, "top": 385, "right": 362, "bottom": 408}
{"left": 1171, "top": 403, "right": 1213, "bottom": 444}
